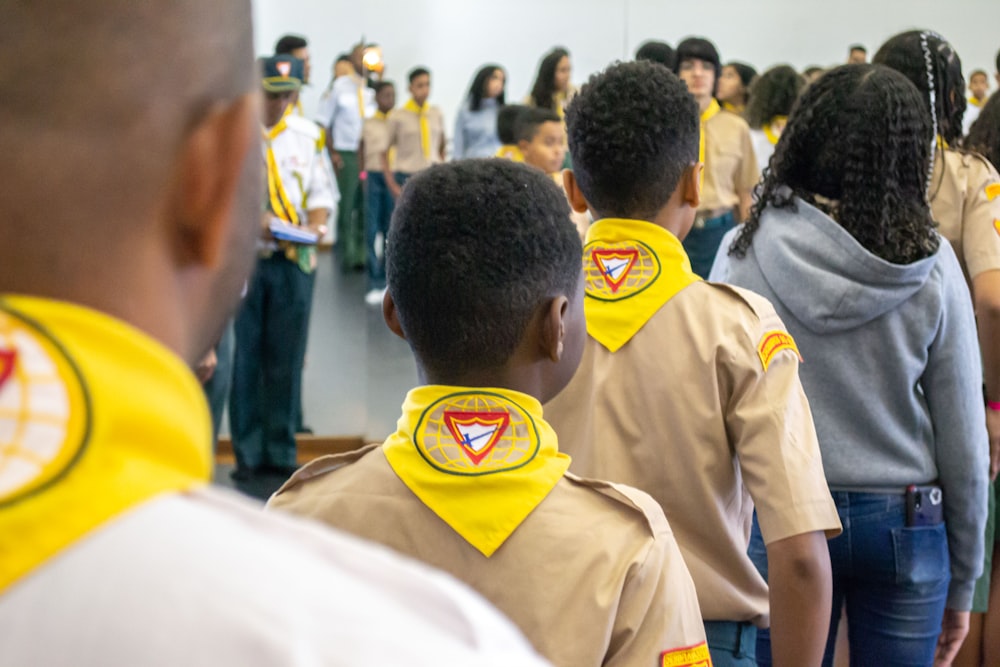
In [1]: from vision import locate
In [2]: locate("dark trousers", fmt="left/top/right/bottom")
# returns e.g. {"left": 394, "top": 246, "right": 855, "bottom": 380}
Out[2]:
{"left": 202, "top": 321, "right": 234, "bottom": 448}
{"left": 335, "top": 150, "right": 365, "bottom": 270}
{"left": 230, "top": 254, "right": 314, "bottom": 471}
{"left": 366, "top": 172, "right": 408, "bottom": 288}
{"left": 683, "top": 209, "right": 736, "bottom": 278}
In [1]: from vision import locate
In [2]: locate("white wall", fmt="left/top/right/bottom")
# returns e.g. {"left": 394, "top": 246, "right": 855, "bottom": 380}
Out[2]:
{"left": 253, "top": 0, "right": 1000, "bottom": 137}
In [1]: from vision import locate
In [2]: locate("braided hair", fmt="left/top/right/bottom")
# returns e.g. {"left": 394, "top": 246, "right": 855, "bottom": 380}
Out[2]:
{"left": 730, "top": 64, "right": 939, "bottom": 265}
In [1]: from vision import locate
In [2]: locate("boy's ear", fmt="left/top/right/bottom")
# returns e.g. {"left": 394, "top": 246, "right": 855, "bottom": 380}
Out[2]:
{"left": 539, "top": 295, "right": 569, "bottom": 363}
{"left": 382, "top": 290, "right": 407, "bottom": 341}
{"left": 169, "top": 93, "right": 257, "bottom": 268}
{"left": 682, "top": 163, "right": 703, "bottom": 209}
{"left": 517, "top": 138, "right": 531, "bottom": 152}
{"left": 562, "top": 170, "right": 590, "bottom": 214}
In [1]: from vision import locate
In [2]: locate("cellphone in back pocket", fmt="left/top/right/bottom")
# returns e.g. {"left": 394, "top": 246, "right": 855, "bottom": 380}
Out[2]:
{"left": 905, "top": 485, "right": 944, "bottom": 527}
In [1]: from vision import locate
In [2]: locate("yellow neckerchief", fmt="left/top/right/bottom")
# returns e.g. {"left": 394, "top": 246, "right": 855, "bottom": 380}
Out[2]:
{"left": 554, "top": 90, "right": 567, "bottom": 119}
{"left": 969, "top": 96, "right": 985, "bottom": 109}
{"left": 583, "top": 218, "right": 701, "bottom": 352}
{"left": 699, "top": 99, "right": 721, "bottom": 188}
{"left": 763, "top": 115, "right": 787, "bottom": 145}
{"left": 263, "top": 118, "right": 299, "bottom": 225}
{"left": 937, "top": 135, "right": 950, "bottom": 150}
{"left": 355, "top": 76, "right": 368, "bottom": 119}
{"left": 0, "top": 295, "right": 210, "bottom": 591}
{"left": 495, "top": 144, "right": 524, "bottom": 162}
{"left": 382, "top": 385, "right": 570, "bottom": 557}
{"left": 403, "top": 99, "right": 431, "bottom": 159}
{"left": 722, "top": 101, "right": 744, "bottom": 114}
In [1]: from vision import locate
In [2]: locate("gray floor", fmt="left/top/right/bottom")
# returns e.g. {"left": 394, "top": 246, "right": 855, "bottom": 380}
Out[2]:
{"left": 215, "top": 251, "right": 419, "bottom": 498}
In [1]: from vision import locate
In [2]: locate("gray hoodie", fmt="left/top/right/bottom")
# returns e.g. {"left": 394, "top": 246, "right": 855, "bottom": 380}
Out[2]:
{"left": 713, "top": 197, "right": 988, "bottom": 610}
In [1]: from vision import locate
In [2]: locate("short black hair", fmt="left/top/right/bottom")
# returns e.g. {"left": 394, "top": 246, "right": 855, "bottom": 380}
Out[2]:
{"left": 497, "top": 105, "right": 528, "bottom": 144}
{"left": 275, "top": 35, "right": 307, "bottom": 55}
{"left": 970, "top": 69, "right": 988, "bottom": 81}
{"left": 335, "top": 53, "right": 352, "bottom": 64}
{"left": 967, "top": 93, "right": 1000, "bottom": 169}
{"left": 386, "top": 160, "right": 581, "bottom": 379}
{"left": 567, "top": 60, "right": 698, "bottom": 219}
{"left": 849, "top": 44, "right": 867, "bottom": 54}
{"left": 514, "top": 107, "right": 561, "bottom": 143}
{"left": 408, "top": 67, "right": 430, "bottom": 83}
{"left": 674, "top": 36, "right": 722, "bottom": 90}
{"left": 373, "top": 81, "right": 394, "bottom": 94}
{"left": 745, "top": 65, "right": 806, "bottom": 129}
{"left": 873, "top": 30, "right": 967, "bottom": 145}
{"left": 732, "top": 64, "right": 938, "bottom": 265}
{"left": 635, "top": 41, "right": 676, "bottom": 70}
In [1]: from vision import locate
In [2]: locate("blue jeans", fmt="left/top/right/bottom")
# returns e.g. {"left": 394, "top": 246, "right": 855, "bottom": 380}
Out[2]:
{"left": 705, "top": 621, "right": 757, "bottom": 666}
{"left": 366, "top": 172, "right": 407, "bottom": 288}
{"left": 683, "top": 209, "right": 735, "bottom": 278}
{"left": 748, "top": 493, "right": 950, "bottom": 667}
{"left": 230, "top": 254, "right": 314, "bottom": 471}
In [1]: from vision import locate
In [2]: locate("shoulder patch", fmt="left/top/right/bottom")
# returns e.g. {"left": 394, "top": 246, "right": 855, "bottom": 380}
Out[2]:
{"left": 986, "top": 183, "right": 1000, "bottom": 201}
{"left": 757, "top": 330, "right": 802, "bottom": 371}
{"left": 661, "top": 642, "right": 712, "bottom": 666}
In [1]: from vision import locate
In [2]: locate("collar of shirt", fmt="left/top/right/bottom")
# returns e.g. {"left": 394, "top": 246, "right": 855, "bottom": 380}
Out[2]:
{"left": 0, "top": 295, "right": 210, "bottom": 591}
{"left": 582, "top": 218, "right": 701, "bottom": 352}
{"left": 382, "top": 385, "right": 569, "bottom": 557}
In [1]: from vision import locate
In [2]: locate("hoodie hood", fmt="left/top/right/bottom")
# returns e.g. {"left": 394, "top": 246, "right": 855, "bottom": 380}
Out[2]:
{"left": 753, "top": 197, "right": 939, "bottom": 334}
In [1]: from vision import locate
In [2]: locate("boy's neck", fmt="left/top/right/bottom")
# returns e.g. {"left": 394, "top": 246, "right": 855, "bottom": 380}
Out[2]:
{"left": 417, "top": 367, "right": 544, "bottom": 405}
{"left": 696, "top": 95, "right": 714, "bottom": 113}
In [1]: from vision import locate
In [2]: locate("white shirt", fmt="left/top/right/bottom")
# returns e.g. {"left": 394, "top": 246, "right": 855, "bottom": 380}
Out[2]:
{"left": 266, "top": 114, "right": 337, "bottom": 219}
{"left": 963, "top": 101, "right": 982, "bottom": 137}
{"left": 315, "top": 75, "right": 376, "bottom": 151}
{"left": 749, "top": 128, "right": 775, "bottom": 173}
{"left": 0, "top": 487, "right": 551, "bottom": 666}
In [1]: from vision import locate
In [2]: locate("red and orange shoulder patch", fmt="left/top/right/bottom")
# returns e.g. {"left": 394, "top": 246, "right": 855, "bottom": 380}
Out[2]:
{"left": 661, "top": 641, "right": 712, "bottom": 666}
{"left": 985, "top": 183, "right": 1000, "bottom": 201}
{"left": 757, "top": 329, "right": 802, "bottom": 371}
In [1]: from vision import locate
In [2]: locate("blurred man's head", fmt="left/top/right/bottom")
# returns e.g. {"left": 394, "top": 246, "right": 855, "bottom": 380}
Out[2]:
{"left": 0, "top": 0, "right": 260, "bottom": 364}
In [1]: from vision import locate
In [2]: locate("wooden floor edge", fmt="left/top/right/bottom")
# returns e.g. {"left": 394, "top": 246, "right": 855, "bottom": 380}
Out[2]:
{"left": 215, "top": 435, "right": 369, "bottom": 465}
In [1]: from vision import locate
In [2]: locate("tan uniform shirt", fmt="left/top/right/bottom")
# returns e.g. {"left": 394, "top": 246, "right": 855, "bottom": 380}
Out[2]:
{"left": 701, "top": 110, "right": 760, "bottom": 212}
{"left": 545, "top": 282, "right": 842, "bottom": 626}
{"left": 929, "top": 149, "right": 1000, "bottom": 283}
{"left": 387, "top": 106, "right": 444, "bottom": 174}
{"left": 270, "top": 445, "right": 708, "bottom": 667}
{"left": 362, "top": 115, "right": 391, "bottom": 172}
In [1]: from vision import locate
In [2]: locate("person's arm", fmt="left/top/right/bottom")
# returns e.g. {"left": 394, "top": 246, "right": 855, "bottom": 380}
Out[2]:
{"left": 724, "top": 291, "right": 841, "bottom": 667}
{"left": 326, "top": 79, "right": 344, "bottom": 173}
{"left": 737, "top": 123, "right": 760, "bottom": 222}
{"left": 452, "top": 107, "right": 465, "bottom": 160}
{"left": 304, "top": 131, "right": 336, "bottom": 237}
{"left": 766, "top": 532, "right": 832, "bottom": 667}
{"left": 384, "top": 116, "right": 402, "bottom": 200}
{"left": 438, "top": 110, "right": 447, "bottom": 162}
{"left": 922, "top": 244, "right": 989, "bottom": 663}
{"left": 973, "top": 270, "right": 1000, "bottom": 479}
{"left": 603, "top": 491, "right": 709, "bottom": 667}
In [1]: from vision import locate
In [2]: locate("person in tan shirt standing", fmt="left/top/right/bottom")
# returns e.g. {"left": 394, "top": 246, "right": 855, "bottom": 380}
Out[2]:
{"left": 383, "top": 67, "right": 445, "bottom": 201}
{"left": 546, "top": 60, "right": 841, "bottom": 667}
{"left": 269, "top": 159, "right": 710, "bottom": 667}
{"left": 673, "top": 37, "right": 759, "bottom": 278}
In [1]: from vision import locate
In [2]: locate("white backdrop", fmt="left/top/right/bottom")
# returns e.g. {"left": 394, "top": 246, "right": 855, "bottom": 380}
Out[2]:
{"left": 253, "top": 0, "right": 1000, "bottom": 143}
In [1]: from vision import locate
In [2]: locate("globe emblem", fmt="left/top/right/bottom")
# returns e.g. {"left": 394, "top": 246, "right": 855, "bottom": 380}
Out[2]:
{"left": 584, "top": 240, "right": 661, "bottom": 301}
{"left": 0, "top": 310, "right": 88, "bottom": 505}
{"left": 415, "top": 392, "right": 539, "bottom": 475}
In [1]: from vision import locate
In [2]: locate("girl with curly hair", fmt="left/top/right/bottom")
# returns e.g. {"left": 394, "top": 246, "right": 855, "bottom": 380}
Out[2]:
{"left": 875, "top": 31, "right": 1000, "bottom": 667}
{"left": 717, "top": 63, "right": 989, "bottom": 666}
{"left": 744, "top": 65, "right": 805, "bottom": 172}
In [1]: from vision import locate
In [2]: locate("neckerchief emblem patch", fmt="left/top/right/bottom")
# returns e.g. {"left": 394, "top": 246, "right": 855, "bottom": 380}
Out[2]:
{"left": 414, "top": 392, "right": 539, "bottom": 475}
{"left": 0, "top": 308, "right": 90, "bottom": 506}
{"left": 443, "top": 411, "right": 510, "bottom": 465}
{"left": 584, "top": 240, "right": 661, "bottom": 301}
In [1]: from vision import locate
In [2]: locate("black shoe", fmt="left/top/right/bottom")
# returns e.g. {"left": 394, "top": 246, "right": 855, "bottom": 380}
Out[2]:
{"left": 261, "top": 463, "right": 301, "bottom": 479}
{"left": 229, "top": 467, "right": 258, "bottom": 482}
{"left": 296, "top": 425, "right": 314, "bottom": 435}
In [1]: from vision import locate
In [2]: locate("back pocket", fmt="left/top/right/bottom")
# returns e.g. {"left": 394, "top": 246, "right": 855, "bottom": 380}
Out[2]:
{"left": 891, "top": 523, "right": 949, "bottom": 587}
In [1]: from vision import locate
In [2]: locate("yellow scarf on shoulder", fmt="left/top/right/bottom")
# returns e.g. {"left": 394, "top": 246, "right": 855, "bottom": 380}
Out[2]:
{"left": 583, "top": 218, "right": 701, "bottom": 352}
{"left": 495, "top": 144, "right": 525, "bottom": 162}
{"left": 263, "top": 119, "right": 299, "bottom": 226}
{"left": 0, "top": 296, "right": 210, "bottom": 591}
{"left": 403, "top": 99, "right": 432, "bottom": 158}
{"left": 383, "top": 386, "right": 569, "bottom": 557}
